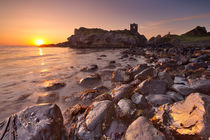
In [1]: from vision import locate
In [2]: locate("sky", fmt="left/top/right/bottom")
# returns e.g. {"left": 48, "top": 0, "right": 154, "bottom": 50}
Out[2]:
{"left": 0, "top": 0, "right": 210, "bottom": 46}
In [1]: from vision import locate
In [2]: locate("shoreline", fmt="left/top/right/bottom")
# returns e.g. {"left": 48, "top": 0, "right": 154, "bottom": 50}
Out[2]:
{"left": 1, "top": 44, "right": 209, "bottom": 139}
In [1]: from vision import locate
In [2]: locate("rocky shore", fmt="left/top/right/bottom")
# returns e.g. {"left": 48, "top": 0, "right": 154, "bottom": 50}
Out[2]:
{"left": 1, "top": 26, "right": 210, "bottom": 140}
{"left": 1, "top": 42, "right": 209, "bottom": 140}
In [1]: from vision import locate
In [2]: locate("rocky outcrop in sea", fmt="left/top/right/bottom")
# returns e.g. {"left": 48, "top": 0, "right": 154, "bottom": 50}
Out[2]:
{"left": 44, "top": 27, "right": 147, "bottom": 48}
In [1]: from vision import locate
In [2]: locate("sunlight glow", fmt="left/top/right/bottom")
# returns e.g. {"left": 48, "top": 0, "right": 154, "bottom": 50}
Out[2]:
{"left": 35, "top": 39, "right": 44, "bottom": 46}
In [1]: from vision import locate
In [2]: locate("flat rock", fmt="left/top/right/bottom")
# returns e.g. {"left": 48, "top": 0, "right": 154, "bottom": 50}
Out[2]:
{"left": 124, "top": 116, "right": 166, "bottom": 140}
{"left": 146, "top": 94, "right": 173, "bottom": 107}
{"left": 135, "top": 79, "right": 168, "bottom": 95}
{"left": 174, "top": 76, "right": 189, "bottom": 85}
{"left": 36, "top": 92, "right": 59, "bottom": 104}
{"left": 172, "top": 84, "right": 195, "bottom": 96}
{"left": 44, "top": 82, "right": 66, "bottom": 91}
{"left": 79, "top": 74, "right": 101, "bottom": 88}
{"left": 0, "top": 104, "right": 68, "bottom": 140}
{"left": 152, "top": 93, "right": 210, "bottom": 140}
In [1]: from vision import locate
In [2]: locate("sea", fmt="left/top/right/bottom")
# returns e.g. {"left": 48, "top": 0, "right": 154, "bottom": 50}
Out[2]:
{"left": 0, "top": 46, "right": 145, "bottom": 120}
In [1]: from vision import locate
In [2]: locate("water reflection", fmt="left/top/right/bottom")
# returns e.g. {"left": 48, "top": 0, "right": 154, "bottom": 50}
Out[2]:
{"left": 39, "top": 48, "right": 43, "bottom": 56}
{"left": 43, "top": 79, "right": 56, "bottom": 87}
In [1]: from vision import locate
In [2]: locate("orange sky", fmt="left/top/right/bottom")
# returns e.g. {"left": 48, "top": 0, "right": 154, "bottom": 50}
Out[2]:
{"left": 0, "top": 0, "right": 210, "bottom": 46}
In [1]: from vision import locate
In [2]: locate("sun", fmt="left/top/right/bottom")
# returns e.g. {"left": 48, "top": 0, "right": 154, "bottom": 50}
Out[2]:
{"left": 35, "top": 39, "right": 44, "bottom": 46}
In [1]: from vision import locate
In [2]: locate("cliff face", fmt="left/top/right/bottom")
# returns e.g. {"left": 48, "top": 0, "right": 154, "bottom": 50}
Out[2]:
{"left": 66, "top": 27, "right": 147, "bottom": 48}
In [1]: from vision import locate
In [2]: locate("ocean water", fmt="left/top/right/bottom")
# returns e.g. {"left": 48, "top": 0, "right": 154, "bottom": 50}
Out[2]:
{"left": 0, "top": 46, "right": 145, "bottom": 120}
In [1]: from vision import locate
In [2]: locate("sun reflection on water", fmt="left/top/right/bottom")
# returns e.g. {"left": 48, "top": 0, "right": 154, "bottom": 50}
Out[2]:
{"left": 43, "top": 79, "right": 57, "bottom": 87}
{"left": 39, "top": 48, "right": 43, "bottom": 56}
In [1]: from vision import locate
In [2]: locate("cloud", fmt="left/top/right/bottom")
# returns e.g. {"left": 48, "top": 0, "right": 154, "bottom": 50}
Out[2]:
{"left": 142, "top": 13, "right": 210, "bottom": 29}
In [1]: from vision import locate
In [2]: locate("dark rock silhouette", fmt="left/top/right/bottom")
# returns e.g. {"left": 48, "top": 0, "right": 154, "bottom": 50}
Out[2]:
{"left": 183, "top": 26, "right": 208, "bottom": 36}
{"left": 62, "top": 27, "right": 147, "bottom": 48}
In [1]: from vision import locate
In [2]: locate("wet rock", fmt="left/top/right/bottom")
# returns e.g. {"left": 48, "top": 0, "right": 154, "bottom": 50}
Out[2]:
{"left": 152, "top": 93, "right": 210, "bottom": 140}
{"left": 191, "top": 80, "right": 210, "bottom": 95}
{"left": 94, "top": 93, "right": 112, "bottom": 102}
{"left": 158, "top": 71, "right": 173, "bottom": 86}
{"left": 146, "top": 94, "right": 173, "bottom": 107}
{"left": 93, "top": 86, "right": 110, "bottom": 93}
{"left": 128, "top": 64, "right": 149, "bottom": 77}
{"left": 79, "top": 74, "right": 101, "bottom": 88}
{"left": 100, "top": 55, "right": 107, "bottom": 57}
{"left": 109, "top": 60, "right": 116, "bottom": 64}
{"left": 134, "top": 67, "right": 156, "bottom": 81}
{"left": 0, "top": 104, "right": 68, "bottom": 140}
{"left": 166, "top": 91, "right": 184, "bottom": 102}
{"left": 111, "top": 84, "right": 134, "bottom": 102}
{"left": 104, "top": 64, "right": 116, "bottom": 69}
{"left": 174, "top": 76, "right": 189, "bottom": 85}
{"left": 44, "top": 82, "right": 66, "bottom": 91}
{"left": 135, "top": 79, "right": 168, "bottom": 95}
{"left": 80, "top": 89, "right": 100, "bottom": 101}
{"left": 37, "top": 92, "right": 59, "bottom": 103}
{"left": 85, "top": 100, "right": 113, "bottom": 131}
{"left": 131, "top": 92, "right": 144, "bottom": 105}
{"left": 100, "top": 70, "right": 113, "bottom": 81}
{"left": 80, "top": 64, "right": 98, "bottom": 72}
{"left": 105, "top": 120, "right": 127, "bottom": 140}
{"left": 75, "top": 100, "right": 113, "bottom": 140}
{"left": 117, "top": 98, "right": 136, "bottom": 118}
{"left": 172, "top": 84, "right": 195, "bottom": 96}
{"left": 124, "top": 116, "right": 166, "bottom": 140}
{"left": 64, "top": 104, "right": 88, "bottom": 130}
{"left": 16, "top": 93, "right": 31, "bottom": 101}
{"left": 112, "top": 69, "right": 131, "bottom": 83}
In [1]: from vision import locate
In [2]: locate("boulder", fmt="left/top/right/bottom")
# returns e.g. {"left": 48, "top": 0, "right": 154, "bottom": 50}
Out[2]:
{"left": 67, "top": 27, "right": 147, "bottom": 48}
{"left": 128, "top": 64, "right": 149, "bottom": 77}
{"left": 174, "top": 76, "right": 189, "bottom": 85}
{"left": 117, "top": 98, "right": 136, "bottom": 118}
{"left": 105, "top": 120, "right": 127, "bottom": 140}
{"left": 131, "top": 92, "right": 144, "bottom": 105}
{"left": 135, "top": 79, "right": 168, "bottom": 95}
{"left": 124, "top": 117, "right": 166, "bottom": 140}
{"left": 0, "top": 104, "right": 68, "bottom": 140}
{"left": 85, "top": 100, "right": 113, "bottom": 130}
{"left": 112, "top": 69, "right": 131, "bottom": 83}
{"left": 191, "top": 80, "right": 210, "bottom": 95}
{"left": 134, "top": 67, "right": 156, "bottom": 81}
{"left": 152, "top": 93, "right": 210, "bottom": 140}
{"left": 79, "top": 74, "right": 101, "bottom": 88}
{"left": 158, "top": 71, "right": 173, "bottom": 86}
{"left": 146, "top": 94, "right": 173, "bottom": 107}
{"left": 172, "top": 84, "right": 195, "bottom": 96}
{"left": 111, "top": 84, "right": 134, "bottom": 102}
{"left": 166, "top": 91, "right": 184, "bottom": 102}
{"left": 76, "top": 100, "right": 113, "bottom": 140}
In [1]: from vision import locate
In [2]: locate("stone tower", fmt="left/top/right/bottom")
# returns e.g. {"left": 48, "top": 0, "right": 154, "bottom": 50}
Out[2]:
{"left": 130, "top": 23, "right": 138, "bottom": 33}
